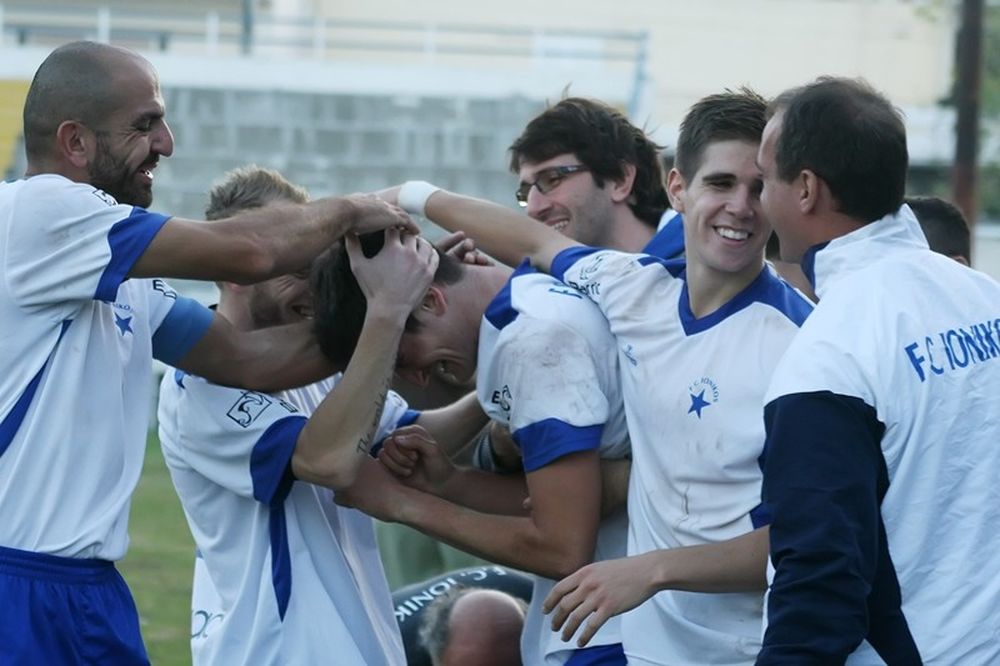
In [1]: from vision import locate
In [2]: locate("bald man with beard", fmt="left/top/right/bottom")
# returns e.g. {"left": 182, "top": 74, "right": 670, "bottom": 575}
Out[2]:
{"left": 0, "top": 41, "right": 415, "bottom": 663}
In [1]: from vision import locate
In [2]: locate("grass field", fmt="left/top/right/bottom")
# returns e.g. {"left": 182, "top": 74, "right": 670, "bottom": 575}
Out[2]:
{"left": 119, "top": 433, "right": 193, "bottom": 666}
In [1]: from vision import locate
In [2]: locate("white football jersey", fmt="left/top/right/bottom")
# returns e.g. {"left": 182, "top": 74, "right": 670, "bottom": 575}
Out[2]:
{"left": 0, "top": 174, "right": 212, "bottom": 561}
{"left": 159, "top": 372, "right": 415, "bottom": 666}
{"left": 476, "top": 261, "right": 630, "bottom": 665}
{"left": 553, "top": 247, "right": 812, "bottom": 665}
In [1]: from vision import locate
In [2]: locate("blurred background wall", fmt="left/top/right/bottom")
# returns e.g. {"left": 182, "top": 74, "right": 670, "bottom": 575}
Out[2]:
{"left": 1, "top": 0, "right": 997, "bottom": 277}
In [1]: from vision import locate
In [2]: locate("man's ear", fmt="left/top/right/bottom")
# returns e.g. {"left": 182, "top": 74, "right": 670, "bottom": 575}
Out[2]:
{"left": 609, "top": 161, "right": 638, "bottom": 204}
{"left": 421, "top": 285, "right": 447, "bottom": 316}
{"left": 799, "top": 170, "right": 821, "bottom": 215}
{"left": 54, "top": 120, "right": 95, "bottom": 169}
{"left": 666, "top": 168, "right": 687, "bottom": 213}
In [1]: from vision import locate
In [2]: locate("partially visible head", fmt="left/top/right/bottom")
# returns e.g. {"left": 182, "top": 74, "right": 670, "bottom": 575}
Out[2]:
{"left": 509, "top": 97, "right": 668, "bottom": 245}
{"left": 905, "top": 196, "right": 971, "bottom": 266}
{"left": 667, "top": 89, "right": 769, "bottom": 282}
{"left": 24, "top": 41, "right": 174, "bottom": 207}
{"left": 759, "top": 77, "right": 908, "bottom": 262}
{"left": 419, "top": 587, "right": 527, "bottom": 666}
{"left": 311, "top": 231, "right": 470, "bottom": 384}
{"left": 207, "top": 166, "right": 313, "bottom": 328}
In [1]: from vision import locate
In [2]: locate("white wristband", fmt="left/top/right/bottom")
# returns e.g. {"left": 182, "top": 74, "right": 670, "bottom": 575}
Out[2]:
{"left": 397, "top": 181, "right": 441, "bottom": 217}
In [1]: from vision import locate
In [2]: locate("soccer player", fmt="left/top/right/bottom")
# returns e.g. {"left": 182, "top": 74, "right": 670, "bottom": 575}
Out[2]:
{"left": 315, "top": 229, "right": 632, "bottom": 665}
{"left": 381, "top": 89, "right": 813, "bottom": 665}
{"left": 0, "top": 42, "right": 412, "bottom": 663}
{"left": 158, "top": 166, "right": 486, "bottom": 665}
{"left": 756, "top": 77, "right": 1000, "bottom": 663}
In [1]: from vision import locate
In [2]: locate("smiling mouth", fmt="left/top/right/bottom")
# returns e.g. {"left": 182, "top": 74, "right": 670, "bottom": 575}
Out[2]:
{"left": 715, "top": 226, "right": 750, "bottom": 241}
{"left": 545, "top": 219, "right": 570, "bottom": 233}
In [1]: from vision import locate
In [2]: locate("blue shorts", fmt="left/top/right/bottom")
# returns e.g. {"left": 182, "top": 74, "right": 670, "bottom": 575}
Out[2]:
{"left": 0, "top": 545, "right": 149, "bottom": 665}
{"left": 565, "top": 643, "right": 627, "bottom": 666}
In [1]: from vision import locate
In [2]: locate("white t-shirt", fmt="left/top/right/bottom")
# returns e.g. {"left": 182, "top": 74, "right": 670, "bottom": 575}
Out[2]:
{"left": 0, "top": 174, "right": 210, "bottom": 561}
{"left": 759, "top": 207, "right": 1000, "bottom": 664}
{"left": 552, "top": 247, "right": 812, "bottom": 665}
{"left": 476, "top": 261, "right": 630, "bottom": 665}
{"left": 159, "top": 372, "right": 416, "bottom": 666}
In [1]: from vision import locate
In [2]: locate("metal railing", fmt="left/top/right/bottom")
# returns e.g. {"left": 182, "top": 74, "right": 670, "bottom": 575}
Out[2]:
{"left": 0, "top": 3, "right": 649, "bottom": 113}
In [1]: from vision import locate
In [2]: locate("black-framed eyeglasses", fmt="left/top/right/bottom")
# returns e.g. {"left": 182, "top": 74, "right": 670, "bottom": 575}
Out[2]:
{"left": 515, "top": 165, "right": 590, "bottom": 207}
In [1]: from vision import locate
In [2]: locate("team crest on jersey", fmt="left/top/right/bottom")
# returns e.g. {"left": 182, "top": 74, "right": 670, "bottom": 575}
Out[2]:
{"left": 687, "top": 376, "right": 719, "bottom": 419}
{"left": 111, "top": 302, "right": 136, "bottom": 336}
{"left": 227, "top": 391, "right": 273, "bottom": 427}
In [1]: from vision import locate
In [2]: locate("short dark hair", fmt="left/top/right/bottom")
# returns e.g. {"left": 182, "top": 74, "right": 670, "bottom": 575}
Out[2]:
{"left": 311, "top": 233, "right": 463, "bottom": 367}
{"left": 905, "top": 196, "right": 971, "bottom": 262}
{"left": 675, "top": 87, "right": 768, "bottom": 181}
{"left": 508, "top": 97, "right": 668, "bottom": 227}
{"left": 768, "top": 77, "right": 908, "bottom": 224}
{"left": 23, "top": 41, "right": 135, "bottom": 162}
{"left": 205, "top": 165, "right": 309, "bottom": 220}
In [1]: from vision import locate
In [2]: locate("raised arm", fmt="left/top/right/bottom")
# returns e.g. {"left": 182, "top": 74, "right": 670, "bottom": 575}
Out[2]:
{"left": 290, "top": 231, "right": 439, "bottom": 491}
{"left": 174, "top": 316, "right": 335, "bottom": 392}
{"left": 390, "top": 181, "right": 579, "bottom": 273}
{"left": 131, "top": 195, "right": 417, "bottom": 284}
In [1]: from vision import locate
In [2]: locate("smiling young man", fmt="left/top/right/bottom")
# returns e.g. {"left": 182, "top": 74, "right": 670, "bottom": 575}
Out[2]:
{"left": 382, "top": 90, "right": 813, "bottom": 665}
{"left": 509, "top": 97, "right": 681, "bottom": 258}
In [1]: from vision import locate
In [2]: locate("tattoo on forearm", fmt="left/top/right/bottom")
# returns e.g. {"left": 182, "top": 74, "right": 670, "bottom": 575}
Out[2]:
{"left": 356, "top": 376, "right": 390, "bottom": 454}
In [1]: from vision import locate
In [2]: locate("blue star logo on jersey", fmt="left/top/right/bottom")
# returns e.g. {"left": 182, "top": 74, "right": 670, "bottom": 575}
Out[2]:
{"left": 114, "top": 313, "right": 134, "bottom": 336}
{"left": 688, "top": 389, "right": 711, "bottom": 419}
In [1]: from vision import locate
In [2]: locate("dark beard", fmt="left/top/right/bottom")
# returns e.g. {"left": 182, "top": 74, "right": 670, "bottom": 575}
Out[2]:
{"left": 88, "top": 132, "right": 153, "bottom": 208}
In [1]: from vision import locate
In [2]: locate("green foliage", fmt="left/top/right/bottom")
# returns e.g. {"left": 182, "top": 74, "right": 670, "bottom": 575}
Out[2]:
{"left": 119, "top": 433, "right": 194, "bottom": 666}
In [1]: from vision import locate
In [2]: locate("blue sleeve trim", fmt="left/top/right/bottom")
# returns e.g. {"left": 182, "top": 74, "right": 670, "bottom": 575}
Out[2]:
{"left": 250, "top": 415, "right": 307, "bottom": 507}
{"left": 550, "top": 246, "right": 601, "bottom": 282}
{"left": 152, "top": 296, "right": 215, "bottom": 365}
{"left": 94, "top": 209, "right": 171, "bottom": 302}
{"left": 514, "top": 419, "right": 603, "bottom": 472}
{"left": 0, "top": 320, "right": 71, "bottom": 460}
{"left": 642, "top": 213, "right": 685, "bottom": 259}
{"left": 397, "top": 409, "right": 421, "bottom": 428}
{"left": 369, "top": 409, "right": 423, "bottom": 457}
{"left": 759, "top": 391, "right": 919, "bottom": 662}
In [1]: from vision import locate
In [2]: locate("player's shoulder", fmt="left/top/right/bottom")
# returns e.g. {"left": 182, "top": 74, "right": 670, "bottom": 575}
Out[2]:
{"left": 487, "top": 261, "right": 602, "bottom": 329}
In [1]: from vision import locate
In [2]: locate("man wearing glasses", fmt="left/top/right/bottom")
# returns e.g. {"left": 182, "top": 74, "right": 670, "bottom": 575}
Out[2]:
{"left": 471, "top": 97, "right": 684, "bottom": 473}
{"left": 510, "top": 97, "right": 683, "bottom": 259}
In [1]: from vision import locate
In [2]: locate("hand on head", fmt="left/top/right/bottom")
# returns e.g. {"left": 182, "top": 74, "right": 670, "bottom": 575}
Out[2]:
{"left": 345, "top": 228, "right": 439, "bottom": 315}
{"left": 435, "top": 231, "right": 493, "bottom": 267}
{"left": 346, "top": 193, "right": 419, "bottom": 235}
